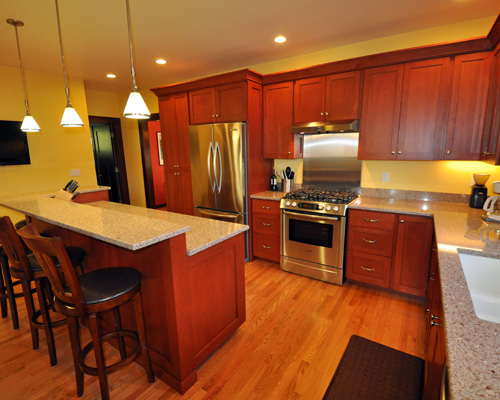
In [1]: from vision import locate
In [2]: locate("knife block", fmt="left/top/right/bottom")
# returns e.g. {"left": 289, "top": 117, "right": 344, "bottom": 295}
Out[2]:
{"left": 53, "top": 189, "right": 74, "bottom": 201}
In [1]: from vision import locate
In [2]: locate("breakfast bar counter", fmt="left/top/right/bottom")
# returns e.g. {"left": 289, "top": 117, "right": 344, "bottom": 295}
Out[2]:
{"left": 0, "top": 193, "right": 248, "bottom": 393}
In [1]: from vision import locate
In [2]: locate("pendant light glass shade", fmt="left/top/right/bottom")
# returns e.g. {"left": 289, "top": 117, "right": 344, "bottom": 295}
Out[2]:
{"left": 124, "top": 91, "right": 150, "bottom": 119}
{"left": 21, "top": 114, "right": 41, "bottom": 132}
{"left": 123, "top": 0, "right": 150, "bottom": 119}
{"left": 61, "top": 106, "right": 84, "bottom": 127}
{"left": 7, "top": 19, "right": 41, "bottom": 133}
{"left": 55, "top": 0, "right": 84, "bottom": 127}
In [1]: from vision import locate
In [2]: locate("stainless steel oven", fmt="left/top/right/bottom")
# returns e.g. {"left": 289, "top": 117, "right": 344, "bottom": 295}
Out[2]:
{"left": 281, "top": 208, "right": 346, "bottom": 284}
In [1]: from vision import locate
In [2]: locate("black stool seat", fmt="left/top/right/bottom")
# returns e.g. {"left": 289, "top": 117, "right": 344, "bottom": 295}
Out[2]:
{"left": 78, "top": 267, "right": 141, "bottom": 305}
{"left": 14, "top": 220, "right": 27, "bottom": 230}
{"left": 10, "top": 246, "right": 86, "bottom": 275}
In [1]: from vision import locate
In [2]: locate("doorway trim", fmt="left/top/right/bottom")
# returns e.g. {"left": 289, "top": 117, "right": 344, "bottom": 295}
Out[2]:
{"left": 138, "top": 113, "right": 160, "bottom": 209}
{"left": 88, "top": 115, "right": 130, "bottom": 204}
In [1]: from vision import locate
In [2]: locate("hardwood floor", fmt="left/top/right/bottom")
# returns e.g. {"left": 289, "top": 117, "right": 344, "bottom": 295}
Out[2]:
{"left": 0, "top": 259, "right": 425, "bottom": 399}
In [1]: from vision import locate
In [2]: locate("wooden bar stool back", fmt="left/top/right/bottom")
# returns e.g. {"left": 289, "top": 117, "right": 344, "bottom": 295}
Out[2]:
{"left": 0, "top": 216, "right": 67, "bottom": 365}
{"left": 0, "top": 245, "right": 22, "bottom": 329}
{"left": 18, "top": 224, "right": 155, "bottom": 400}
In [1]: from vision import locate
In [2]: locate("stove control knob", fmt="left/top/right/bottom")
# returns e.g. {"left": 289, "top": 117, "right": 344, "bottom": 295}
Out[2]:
{"left": 333, "top": 206, "right": 339, "bottom": 212}
{"left": 326, "top": 205, "right": 332, "bottom": 211}
{"left": 318, "top": 205, "right": 324, "bottom": 210}
{"left": 292, "top": 202, "right": 297, "bottom": 207}
{"left": 285, "top": 201, "right": 291, "bottom": 206}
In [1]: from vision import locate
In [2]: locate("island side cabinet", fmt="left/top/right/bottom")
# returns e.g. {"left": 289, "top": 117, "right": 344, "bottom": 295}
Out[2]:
{"left": 251, "top": 199, "right": 281, "bottom": 262}
{"left": 346, "top": 209, "right": 433, "bottom": 297}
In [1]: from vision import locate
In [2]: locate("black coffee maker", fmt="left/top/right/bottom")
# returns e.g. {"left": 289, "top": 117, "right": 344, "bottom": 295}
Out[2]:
{"left": 469, "top": 173, "right": 490, "bottom": 208}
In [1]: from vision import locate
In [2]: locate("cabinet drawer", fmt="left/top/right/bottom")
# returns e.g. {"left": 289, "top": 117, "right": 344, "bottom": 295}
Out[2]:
{"left": 253, "top": 233, "right": 280, "bottom": 262}
{"left": 347, "top": 226, "right": 394, "bottom": 257}
{"left": 252, "top": 199, "right": 281, "bottom": 216}
{"left": 346, "top": 252, "right": 391, "bottom": 288}
{"left": 253, "top": 214, "right": 280, "bottom": 236}
{"left": 348, "top": 209, "right": 396, "bottom": 231}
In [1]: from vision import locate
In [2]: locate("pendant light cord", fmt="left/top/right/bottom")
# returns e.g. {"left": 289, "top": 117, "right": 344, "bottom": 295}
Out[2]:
{"left": 126, "top": 0, "right": 138, "bottom": 92}
{"left": 11, "top": 22, "right": 31, "bottom": 115}
{"left": 55, "top": 0, "right": 72, "bottom": 107}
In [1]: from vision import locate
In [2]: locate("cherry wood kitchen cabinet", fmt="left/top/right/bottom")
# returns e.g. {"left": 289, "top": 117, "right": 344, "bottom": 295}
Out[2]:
{"left": 293, "top": 71, "right": 361, "bottom": 124}
{"left": 392, "top": 215, "right": 434, "bottom": 297}
{"left": 423, "top": 240, "right": 446, "bottom": 400}
{"left": 251, "top": 199, "right": 281, "bottom": 263}
{"left": 346, "top": 209, "right": 433, "bottom": 297}
{"left": 189, "top": 82, "right": 247, "bottom": 124}
{"left": 359, "top": 58, "right": 451, "bottom": 160}
{"left": 481, "top": 42, "right": 500, "bottom": 163}
{"left": 444, "top": 52, "right": 492, "bottom": 160}
{"left": 165, "top": 170, "right": 194, "bottom": 215}
{"left": 263, "top": 81, "right": 303, "bottom": 159}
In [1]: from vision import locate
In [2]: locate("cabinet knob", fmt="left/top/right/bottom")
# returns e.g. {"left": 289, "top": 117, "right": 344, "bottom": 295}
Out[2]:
{"left": 400, "top": 219, "right": 405, "bottom": 223}
{"left": 446, "top": 150, "right": 451, "bottom": 154}
{"left": 391, "top": 151, "right": 396, "bottom": 154}
{"left": 215, "top": 114, "right": 219, "bottom": 118}
{"left": 320, "top": 112, "right": 324, "bottom": 116}
{"left": 325, "top": 112, "right": 329, "bottom": 116}
{"left": 288, "top": 151, "right": 291, "bottom": 155}
{"left": 212, "top": 115, "right": 216, "bottom": 118}
{"left": 397, "top": 150, "right": 402, "bottom": 154}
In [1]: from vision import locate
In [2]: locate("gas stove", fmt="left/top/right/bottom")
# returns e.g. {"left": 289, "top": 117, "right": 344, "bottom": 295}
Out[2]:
{"left": 280, "top": 188, "right": 359, "bottom": 216}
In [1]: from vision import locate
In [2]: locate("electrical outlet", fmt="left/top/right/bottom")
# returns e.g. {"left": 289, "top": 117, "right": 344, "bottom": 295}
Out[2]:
{"left": 382, "top": 172, "right": 389, "bottom": 183}
{"left": 69, "top": 169, "right": 81, "bottom": 177}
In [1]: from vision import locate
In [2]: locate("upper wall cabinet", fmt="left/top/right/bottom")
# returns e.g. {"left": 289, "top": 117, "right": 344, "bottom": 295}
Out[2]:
{"left": 293, "top": 71, "right": 361, "bottom": 124}
{"left": 359, "top": 58, "right": 452, "bottom": 160}
{"left": 189, "top": 82, "right": 247, "bottom": 124}
{"left": 481, "top": 43, "right": 500, "bottom": 164}
{"left": 444, "top": 52, "right": 492, "bottom": 160}
{"left": 263, "top": 81, "right": 303, "bottom": 159}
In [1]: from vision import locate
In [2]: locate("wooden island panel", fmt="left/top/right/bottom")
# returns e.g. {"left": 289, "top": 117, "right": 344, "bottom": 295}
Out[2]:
{"left": 31, "top": 218, "right": 246, "bottom": 394}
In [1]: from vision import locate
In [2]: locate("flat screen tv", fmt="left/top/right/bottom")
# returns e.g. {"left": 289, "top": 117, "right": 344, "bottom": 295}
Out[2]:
{"left": 0, "top": 120, "right": 31, "bottom": 166}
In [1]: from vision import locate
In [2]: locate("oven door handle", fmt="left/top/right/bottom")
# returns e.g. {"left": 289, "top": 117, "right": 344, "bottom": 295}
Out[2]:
{"left": 282, "top": 210, "right": 340, "bottom": 221}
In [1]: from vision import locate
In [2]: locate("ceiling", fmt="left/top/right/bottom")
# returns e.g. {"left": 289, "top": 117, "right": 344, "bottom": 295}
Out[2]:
{"left": 1, "top": 0, "right": 499, "bottom": 94}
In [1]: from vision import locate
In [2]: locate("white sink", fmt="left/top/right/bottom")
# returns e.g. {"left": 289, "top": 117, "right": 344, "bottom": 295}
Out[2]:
{"left": 458, "top": 253, "right": 500, "bottom": 324}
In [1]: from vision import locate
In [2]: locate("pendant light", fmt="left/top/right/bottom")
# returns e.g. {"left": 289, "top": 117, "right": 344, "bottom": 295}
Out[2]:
{"left": 123, "top": 0, "right": 150, "bottom": 119}
{"left": 7, "top": 19, "right": 41, "bottom": 133}
{"left": 54, "top": 0, "right": 84, "bottom": 127}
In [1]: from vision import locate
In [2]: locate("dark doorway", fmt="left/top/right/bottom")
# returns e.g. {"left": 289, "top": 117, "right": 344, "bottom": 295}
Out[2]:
{"left": 89, "top": 116, "right": 130, "bottom": 204}
{"left": 138, "top": 113, "right": 161, "bottom": 209}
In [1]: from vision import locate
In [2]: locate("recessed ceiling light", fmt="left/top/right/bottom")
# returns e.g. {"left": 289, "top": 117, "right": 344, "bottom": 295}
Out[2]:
{"left": 106, "top": 73, "right": 116, "bottom": 78}
{"left": 274, "top": 36, "right": 286, "bottom": 44}
{"left": 156, "top": 59, "right": 167, "bottom": 65}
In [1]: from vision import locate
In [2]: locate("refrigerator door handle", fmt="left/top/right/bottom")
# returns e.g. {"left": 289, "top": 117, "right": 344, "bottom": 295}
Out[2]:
{"left": 215, "top": 141, "right": 222, "bottom": 193}
{"left": 207, "top": 141, "right": 216, "bottom": 192}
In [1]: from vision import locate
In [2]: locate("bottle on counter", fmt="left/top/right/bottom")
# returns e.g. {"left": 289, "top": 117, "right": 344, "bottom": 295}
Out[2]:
{"left": 270, "top": 168, "right": 278, "bottom": 191}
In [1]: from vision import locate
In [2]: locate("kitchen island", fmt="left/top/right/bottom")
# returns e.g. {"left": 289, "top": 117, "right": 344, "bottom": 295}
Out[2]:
{"left": 0, "top": 194, "right": 248, "bottom": 393}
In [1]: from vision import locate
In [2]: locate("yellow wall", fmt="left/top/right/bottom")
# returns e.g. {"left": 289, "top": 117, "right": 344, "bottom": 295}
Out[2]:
{"left": 0, "top": 65, "right": 96, "bottom": 223}
{"left": 265, "top": 15, "right": 500, "bottom": 195}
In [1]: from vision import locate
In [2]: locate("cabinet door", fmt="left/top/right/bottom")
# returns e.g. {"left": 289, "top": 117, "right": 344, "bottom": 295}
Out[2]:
{"left": 482, "top": 43, "right": 500, "bottom": 163}
{"left": 398, "top": 58, "right": 451, "bottom": 160}
{"left": 358, "top": 64, "right": 404, "bottom": 160}
{"left": 325, "top": 71, "right": 361, "bottom": 121}
{"left": 263, "top": 82, "right": 303, "bottom": 159}
{"left": 293, "top": 77, "right": 326, "bottom": 123}
{"left": 216, "top": 82, "right": 247, "bottom": 122}
{"left": 392, "top": 215, "right": 433, "bottom": 297}
{"left": 159, "top": 93, "right": 191, "bottom": 170}
{"left": 189, "top": 88, "right": 216, "bottom": 125}
{"left": 165, "top": 170, "right": 193, "bottom": 215}
{"left": 444, "top": 52, "right": 492, "bottom": 160}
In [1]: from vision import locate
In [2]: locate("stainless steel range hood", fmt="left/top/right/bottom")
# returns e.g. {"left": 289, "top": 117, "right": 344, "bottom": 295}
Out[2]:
{"left": 291, "top": 119, "right": 359, "bottom": 134}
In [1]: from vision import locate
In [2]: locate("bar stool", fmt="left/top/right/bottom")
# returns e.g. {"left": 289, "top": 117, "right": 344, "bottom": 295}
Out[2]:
{"left": 0, "top": 245, "right": 22, "bottom": 329}
{"left": 18, "top": 224, "right": 155, "bottom": 400}
{"left": 0, "top": 216, "right": 86, "bottom": 365}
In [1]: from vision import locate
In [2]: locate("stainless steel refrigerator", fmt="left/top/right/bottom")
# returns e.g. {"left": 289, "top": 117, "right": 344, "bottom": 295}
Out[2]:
{"left": 188, "top": 122, "right": 249, "bottom": 256}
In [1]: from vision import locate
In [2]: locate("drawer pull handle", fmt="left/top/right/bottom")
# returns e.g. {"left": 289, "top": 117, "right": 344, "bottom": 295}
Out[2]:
{"left": 361, "top": 266, "right": 375, "bottom": 272}
{"left": 363, "top": 218, "right": 379, "bottom": 223}
{"left": 262, "top": 223, "right": 272, "bottom": 226}
{"left": 261, "top": 206, "right": 272, "bottom": 210}
{"left": 362, "top": 238, "right": 377, "bottom": 244}
{"left": 262, "top": 245, "right": 272, "bottom": 249}
{"left": 430, "top": 321, "right": 441, "bottom": 327}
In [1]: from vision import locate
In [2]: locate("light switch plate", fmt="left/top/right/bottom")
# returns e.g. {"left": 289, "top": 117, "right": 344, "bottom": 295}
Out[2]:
{"left": 69, "top": 169, "right": 81, "bottom": 177}
{"left": 382, "top": 172, "right": 389, "bottom": 183}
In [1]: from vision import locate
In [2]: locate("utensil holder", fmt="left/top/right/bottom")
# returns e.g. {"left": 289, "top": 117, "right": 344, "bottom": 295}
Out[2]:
{"left": 281, "top": 179, "right": 294, "bottom": 193}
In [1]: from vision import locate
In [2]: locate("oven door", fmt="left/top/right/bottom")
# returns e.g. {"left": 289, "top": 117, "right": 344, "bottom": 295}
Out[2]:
{"left": 281, "top": 210, "right": 345, "bottom": 269}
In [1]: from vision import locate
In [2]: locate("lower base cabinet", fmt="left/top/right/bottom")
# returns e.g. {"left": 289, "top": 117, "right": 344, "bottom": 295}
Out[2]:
{"left": 251, "top": 199, "right": 281, "bottom": 262}
{"left": 346, "top": 209, "right": 433, "bottom": 297}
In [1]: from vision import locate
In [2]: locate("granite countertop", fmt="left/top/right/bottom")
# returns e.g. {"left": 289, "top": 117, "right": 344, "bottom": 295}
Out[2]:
{"left": 0, "top": 194, "right": 247, "bottom": 254}
{"left": 351, "top": 196, "right": 500, "bottom": 400}
{"left": 251, "top": 190, "right": 285, "bottom": 201}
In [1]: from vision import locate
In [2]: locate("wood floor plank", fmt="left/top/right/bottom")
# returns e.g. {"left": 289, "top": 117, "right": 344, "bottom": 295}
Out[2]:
{"left": 0, "top": 259, "right": 425, "bottom": 399}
